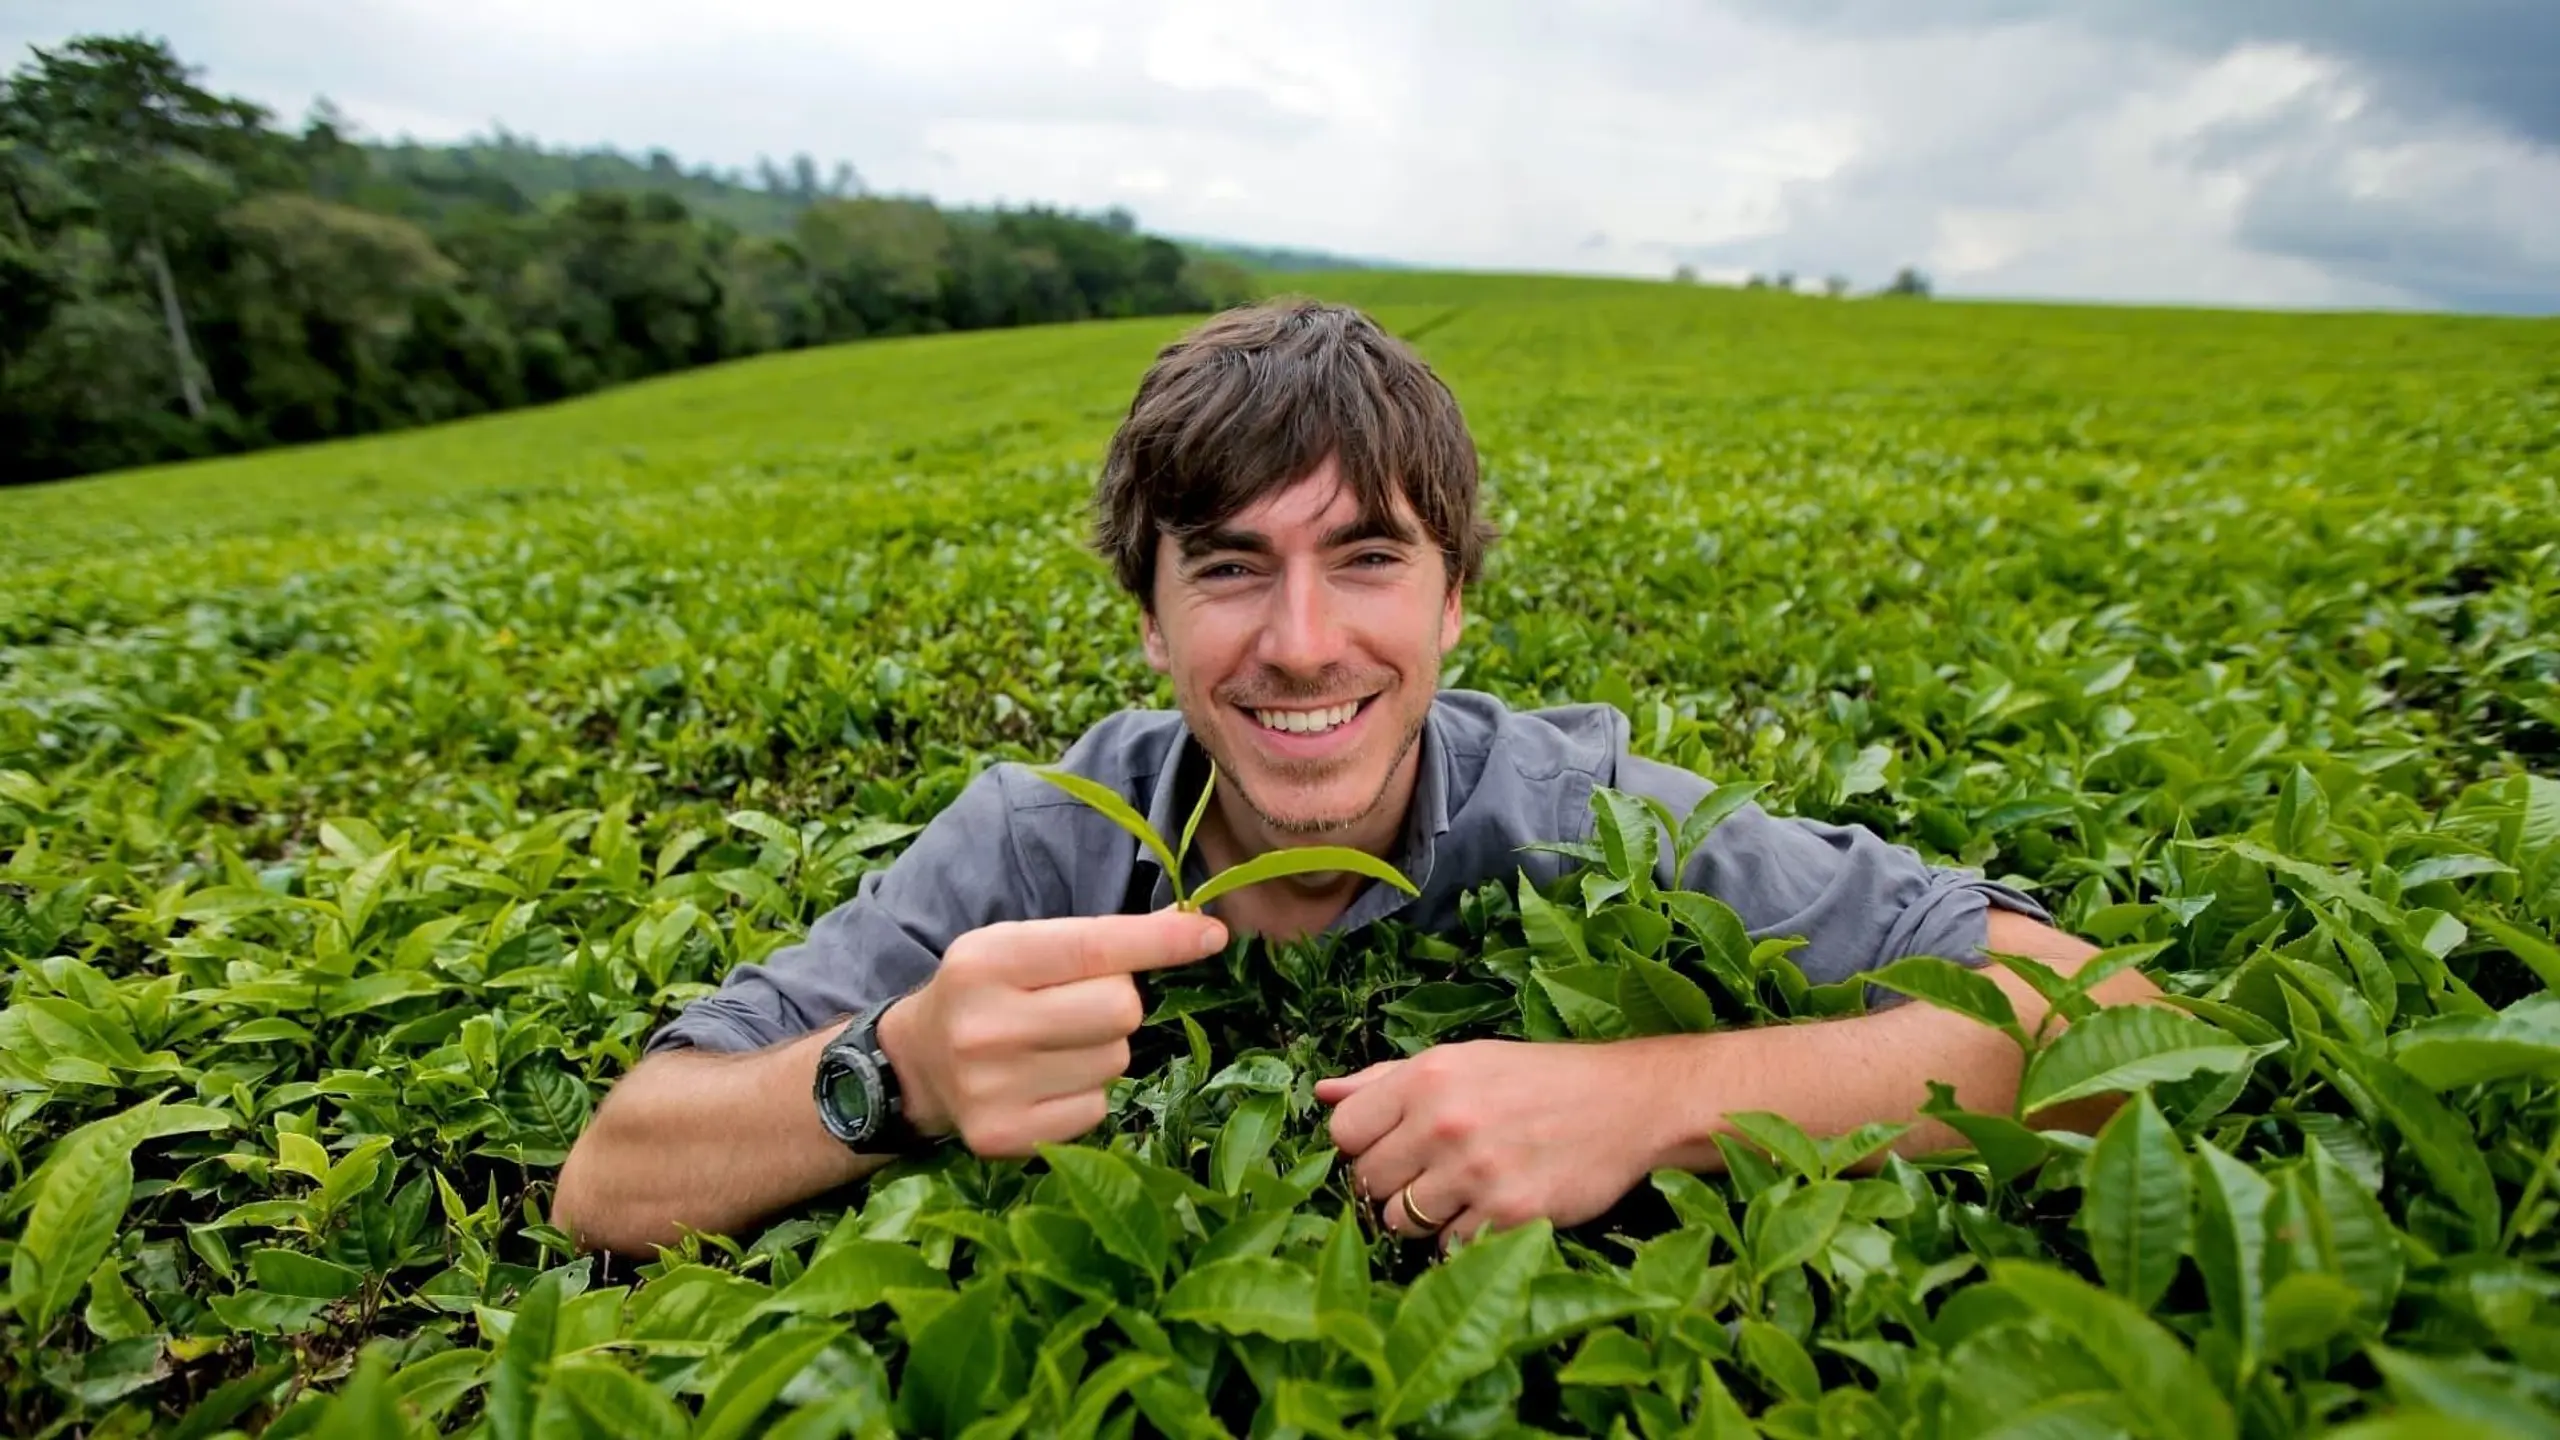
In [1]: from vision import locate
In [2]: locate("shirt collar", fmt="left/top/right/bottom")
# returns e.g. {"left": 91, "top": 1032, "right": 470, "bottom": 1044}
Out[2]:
{"left": 1136, "top": 702, "right": 1454, "bottom": 924}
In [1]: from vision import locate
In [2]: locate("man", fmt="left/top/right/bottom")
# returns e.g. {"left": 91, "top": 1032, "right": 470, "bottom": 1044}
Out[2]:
{"left": 555, "top": 299, "right": 2154, "bottom": 1256}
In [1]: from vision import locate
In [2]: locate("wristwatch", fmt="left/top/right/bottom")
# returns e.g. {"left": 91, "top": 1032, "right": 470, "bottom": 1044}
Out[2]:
{"left": 813, "top": 996, "right": 937, "bottom": 1156}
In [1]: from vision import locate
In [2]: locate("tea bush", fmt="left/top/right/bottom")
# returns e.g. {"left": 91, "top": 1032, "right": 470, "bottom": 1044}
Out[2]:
{"left": 3, "top": 277, "right": 2556, "bottom": 1436}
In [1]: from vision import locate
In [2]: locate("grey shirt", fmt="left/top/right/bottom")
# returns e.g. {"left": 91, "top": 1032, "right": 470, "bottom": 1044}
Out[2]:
{"left": 647, "top": 690, "right": 2048, "bottom": 1054}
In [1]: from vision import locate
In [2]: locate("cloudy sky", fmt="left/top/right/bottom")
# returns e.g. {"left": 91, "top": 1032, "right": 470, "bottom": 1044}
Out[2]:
{"left": 9, "top": 1, "right": 2557, "bottom": 312}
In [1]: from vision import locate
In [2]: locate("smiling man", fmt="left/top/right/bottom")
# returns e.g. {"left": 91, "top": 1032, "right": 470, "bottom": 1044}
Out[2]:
{"left": 554, "top": 298, "right": 2155, "bottom": 1255}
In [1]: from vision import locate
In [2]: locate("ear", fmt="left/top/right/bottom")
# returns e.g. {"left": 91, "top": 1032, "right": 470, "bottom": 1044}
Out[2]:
{"left": 1438, "top": 579, "right": 1464, "bottom": 654}
{"left": 1141, "top": 605, "right": 1171, "bottom": 673}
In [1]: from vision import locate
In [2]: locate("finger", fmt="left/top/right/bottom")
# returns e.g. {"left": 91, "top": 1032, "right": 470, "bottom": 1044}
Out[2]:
{"left": 1325, "top": 1068, "right": 1411, "bottom": 1156}
{"left": 966, "top": 1088, "right": 1111, "bottom": 1159}
{"left": 1016, "top": 974, "right": 1149, "bottom": 1047}
{"left": 995, "top": 910, "right": 1229, "bottom": 988}
{"left": 1021, "top": 1088, "right": 1111, "bottom": 1143}
{"left": 1348, "top": 1117, "right": 1433, "bottom": 1209}
{"left": 1435, "top": 1205, "right": 1494, "bottom": 1255}
{"left": 1313, "top": 1060, "right": 1402, "bottom": 1105}
{"left": 1010, "top": 1039, "right": 1137, "bottom": 1100}
{"left": 1384, "top": 1174, "right": 1459, "bottom": 1240}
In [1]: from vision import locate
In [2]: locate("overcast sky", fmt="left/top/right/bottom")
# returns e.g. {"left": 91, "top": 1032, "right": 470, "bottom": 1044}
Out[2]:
{"left": 9, "top": 1, "right": 2556, "bottom": 312}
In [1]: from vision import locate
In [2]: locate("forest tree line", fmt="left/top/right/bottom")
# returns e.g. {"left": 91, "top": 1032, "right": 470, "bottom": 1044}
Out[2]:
{"left": 0, "top": 35, "right": 1259, "bottom": 485}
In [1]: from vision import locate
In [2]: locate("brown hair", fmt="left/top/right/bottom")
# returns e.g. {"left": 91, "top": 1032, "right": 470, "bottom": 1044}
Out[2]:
{"left": 1092, "top": 297, "right": 1495, "bottom": 606}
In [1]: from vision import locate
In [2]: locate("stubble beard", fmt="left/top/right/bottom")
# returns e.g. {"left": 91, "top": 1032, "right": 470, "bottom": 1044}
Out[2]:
{"left": 1185, "top": 666, "right": 1436, "bottom": 838}
{"left": 1239, "top": 702, "right": 1428, "bottom": 836}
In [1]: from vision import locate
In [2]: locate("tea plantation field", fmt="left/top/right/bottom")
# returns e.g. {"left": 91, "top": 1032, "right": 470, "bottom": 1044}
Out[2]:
{"left": 3, "top": 275, "right": 2558, "bottom": 1437}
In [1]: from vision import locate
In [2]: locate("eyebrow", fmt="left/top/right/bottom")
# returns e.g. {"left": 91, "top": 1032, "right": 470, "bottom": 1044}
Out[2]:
{"left": 1177, "top": 512, "right": 1419, "bottom": 561}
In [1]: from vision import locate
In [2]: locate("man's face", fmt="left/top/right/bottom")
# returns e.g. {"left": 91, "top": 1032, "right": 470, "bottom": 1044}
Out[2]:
{"left": 1143, "top": 457, "right": 1464, "bottom": 839}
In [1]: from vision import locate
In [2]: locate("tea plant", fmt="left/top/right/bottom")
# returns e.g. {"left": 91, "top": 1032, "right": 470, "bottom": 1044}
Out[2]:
{"left": 2, "top": 274, "right": 2556, "bottom": 1436}
{"left": 1032, "top": 762, "right": 1419, "bottom": 912}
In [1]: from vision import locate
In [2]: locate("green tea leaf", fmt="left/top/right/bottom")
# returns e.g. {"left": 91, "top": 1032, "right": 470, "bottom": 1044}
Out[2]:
{"left": 1868, "top": 955, "right": 2027, "bottom": 1048}
{"left": 767, "top": 1238, "right": 946, "bottom": 1317}
{"left": 11, "top": 1102, "right": 152, "bottom": 1333}
{"left": 1160, "top": 1256, "right": 1316, "bottom": 1341}
{"left": 1617, "top": 955, "right": 1716, "bottom": 1035}
{"left": 699, "top": 1322, "right": 841, "bottom": 1440}
{"left": 1727, "top": 1111, "right": 1828, "bottom": 1181}
{"left": 2261, "top": 1271, "right": 2361, "bottom": 1356}
{"left": 1188, "top": 844, "right": 1418, "bottom": 910}
{"left": 1382, "top": 1220, "right": 1550, "bottom": 1426}
{"left": 2019, "top": 1005, "right": 2253, "bottom": 1114}
{"left": 1737, "top": 1318, "right": 1820, "bottom": 1403}
{"left": 2080, "top": 1092, "right": 2189, "bottom": 1311}
{"left": 2317, "top": 1038, "right": 2503, "bottom": 1251}
{"left": 1176, "top": 759, "right": 1218, "bottom": 873}
{"left": 1210, "top": 1092, "right": 1284, "bottom": 1195}
{"left": 1029, "top": 768, "right": 1181, "bottom": 889}
{"left": 1676, "top": 781, "right": 1769, "bottom": 871}
{"left": 1520, "top": 1271, "right": 1675, "bottom": 1353}
{"left": 545, "top": 1355, "right": 688, "bottom": 1440}
{"left": 1753, "top": 1179, "right": 1851, "bottom": 1280}
{"left": 2392, "top": 994, "right": 2560, "bottom": 1090}
{"left": 2191, "top": 1138, "right": 2275, "bottom": 1370}
{"left": 1039, "top": 1144, "right": 1169, "bottom": 1280}
{"left": 2368, "top": 1344, "right": 2560, "bottom": 1435}
{"left": 1591, "top": 786, "right": 1662, "bottom": 891}
{"left": 1993, "top": 1260, "right": 2236, "bottom": 1440}
{"left": 1921, "top": 1081, "right": 2051, "bottom": 1184}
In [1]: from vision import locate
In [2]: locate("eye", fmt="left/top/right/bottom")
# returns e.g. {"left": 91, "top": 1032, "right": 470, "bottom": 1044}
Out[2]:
{"left": 1197, "top": 561, "right": 1252, "bottom": 581}
{"left": 1350, "top": 550, "right": 1403, "bottom": 569}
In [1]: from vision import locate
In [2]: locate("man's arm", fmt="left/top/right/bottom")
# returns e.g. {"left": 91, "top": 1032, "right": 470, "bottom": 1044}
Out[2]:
{"left": 552, "top": 1029, "right": 882, "bottom": 1257}
{"left": 553, "top": 909, "right": 1228, "bottom": 1256}
{"left": 1640, "top": 908, "right": 2160, "bottom": 1172}
{"left": 1321, "top": 911, "right": 2162, "bottom": 1239}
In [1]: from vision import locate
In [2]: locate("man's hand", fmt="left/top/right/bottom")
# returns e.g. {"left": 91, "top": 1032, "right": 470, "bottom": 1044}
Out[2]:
{"left": 1316, "top": 912, "right": 2158, "bottom": 1245}
{"left": 879, "top": 908, "right": 1227, "bottom": 1157}
{"left": 1317, "top": 1040, "right": 1662, "bottom": 1242}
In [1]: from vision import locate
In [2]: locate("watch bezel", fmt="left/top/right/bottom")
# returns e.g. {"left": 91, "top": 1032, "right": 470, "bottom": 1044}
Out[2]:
{"left": 814, "top": 1018, "right": 890, "bottom": 1148}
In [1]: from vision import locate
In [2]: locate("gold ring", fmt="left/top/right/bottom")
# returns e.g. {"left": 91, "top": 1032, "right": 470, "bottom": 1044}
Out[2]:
{"left": 1399, "top": 1182, "right": 1445, "bottom": 1232}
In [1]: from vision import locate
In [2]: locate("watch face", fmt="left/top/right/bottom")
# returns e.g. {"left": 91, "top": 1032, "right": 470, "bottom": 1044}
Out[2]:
{"left": 823, "top": 1056, "right": 880, "bottom": 1141}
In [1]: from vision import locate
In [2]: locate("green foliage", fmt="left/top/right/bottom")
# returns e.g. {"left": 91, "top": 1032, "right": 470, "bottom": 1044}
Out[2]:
{"left": 3, "top": 268, "right": 2558, "bottom": 1435}
{"left": 0, "top": 35, "right": 1255, "bottom": 484}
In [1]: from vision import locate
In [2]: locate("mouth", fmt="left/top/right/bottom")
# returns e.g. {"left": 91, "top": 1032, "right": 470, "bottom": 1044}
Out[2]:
{"left": 1234, "top": 693, "right": 1380, "bottom": 756}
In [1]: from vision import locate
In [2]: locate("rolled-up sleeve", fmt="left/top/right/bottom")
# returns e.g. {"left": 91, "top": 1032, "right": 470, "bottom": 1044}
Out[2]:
{"left": 1616, "top": 753, "right": 2048, "bottom": 992}
{"left": 644, "top": 763, "right": 1038, "bottom": 1054}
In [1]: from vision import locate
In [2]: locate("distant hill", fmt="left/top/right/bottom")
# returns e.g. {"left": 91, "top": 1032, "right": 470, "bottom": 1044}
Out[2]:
{"left": 366, "top": 134, "right": 852, "bottom": 234}
{"left": 365, "top": 136, "right": 1394, "bottom": 272}
{"left": 1161, "top": 236, "right": 1407, "bottom": 274}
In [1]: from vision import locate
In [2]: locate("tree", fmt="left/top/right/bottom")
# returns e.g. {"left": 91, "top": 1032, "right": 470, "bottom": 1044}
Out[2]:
{"left": 1672, "top": 264, "right": 1698, "bottom": 284}
{"left": 1, "top": 33, "right": 1250, "bottom": 483}
{"left": 0, "top": 35, "right": 272, "bottom": 420}
{"left": 1823, "top": 274, "right": 1850, "bottom": 298}
{"left": 217, "top": 193, "right": 463, "bottom": 437}
{"left": 1884, "top": 266, "right": 1933, "bottom": 298}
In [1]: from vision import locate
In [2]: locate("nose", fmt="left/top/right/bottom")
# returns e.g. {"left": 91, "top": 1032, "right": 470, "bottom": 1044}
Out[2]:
{"left": 1255, "top": 559, "right": 1345, "bottom": 676}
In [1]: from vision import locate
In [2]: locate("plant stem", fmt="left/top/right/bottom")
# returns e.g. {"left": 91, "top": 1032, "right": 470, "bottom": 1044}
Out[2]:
{"left": 2502, "top": 1108, "right": 2560, "bottom": 1251}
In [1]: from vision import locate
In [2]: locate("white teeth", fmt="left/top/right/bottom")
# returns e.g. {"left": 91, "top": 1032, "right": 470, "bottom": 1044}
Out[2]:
{"left": 1253, "top": 700, "right": 1361, "bottom": 734}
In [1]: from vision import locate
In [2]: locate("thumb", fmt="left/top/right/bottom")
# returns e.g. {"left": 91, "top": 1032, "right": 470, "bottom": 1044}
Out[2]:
{"left": 1314, "top": 1060, "right": 1402, "bottom": 1105}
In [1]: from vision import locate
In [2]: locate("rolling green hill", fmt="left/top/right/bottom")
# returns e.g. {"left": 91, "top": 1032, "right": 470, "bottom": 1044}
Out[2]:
{"left": 4, "top": 275, "right": 2557, "bottom": 1436}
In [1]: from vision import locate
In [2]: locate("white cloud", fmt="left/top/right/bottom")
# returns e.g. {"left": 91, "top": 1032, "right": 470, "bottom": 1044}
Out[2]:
{"left": 5, "top": 0, "right": 2551, "bottom": 309}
